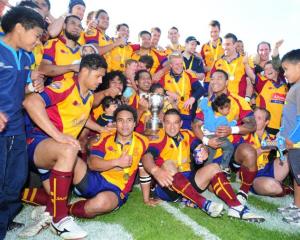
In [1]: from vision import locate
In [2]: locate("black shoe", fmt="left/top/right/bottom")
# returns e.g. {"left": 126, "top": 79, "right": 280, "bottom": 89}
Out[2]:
{"left": 7, "top": 221, "right": 25, "bottom": 231}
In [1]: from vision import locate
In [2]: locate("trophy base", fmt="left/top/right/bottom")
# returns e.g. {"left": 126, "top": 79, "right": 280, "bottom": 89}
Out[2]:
{"left": 144, "top": 121, "right": 162, "bottom": 137}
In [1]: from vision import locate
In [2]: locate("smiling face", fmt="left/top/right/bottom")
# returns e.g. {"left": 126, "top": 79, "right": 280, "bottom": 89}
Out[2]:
{"left": 223, "top": 37, "right": 236, "bottom": 57}
{"left": 136, "top": 71, "right": 152, "bottom": 92}
{"left": 163, "top": 113, "right": 182, "bottom": 137}
{"left": 97, "top": 11, "right": 109, "bottom": 31}
{"left": 185, "top": 40, "right": 198, "bottom": 54}
{"left": 116, "top": 110, "right": 136, "bottom": 138}
{"left": 170, "top": 56, "right": 184, "bottom": 75}
{"left": 151, "top": 29, "right": 161, "bottom": 47}
{"left": 258, "top": 43, "right": 271, "bottom": 62}
{"left": 210, "top": 25, "right": 220, "bottom": 42}
{"left": 210, "top": 71, "right": 228, "bottom": 94}
{"left": 264, "top": 63, "right": 278, "bottom": 81}
{"left": 168, "top": 28, "right": 179, "bottom": 44}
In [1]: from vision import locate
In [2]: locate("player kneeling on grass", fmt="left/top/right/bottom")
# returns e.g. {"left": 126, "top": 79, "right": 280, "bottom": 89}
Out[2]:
{"left": 69, "top": 105, "right": 155, "bottom": 218}
{"left": 142, "top": 109, "right": 265, "bottom": 221}
{"left": 22, "top": 54, "right": 107, "bottom": 239}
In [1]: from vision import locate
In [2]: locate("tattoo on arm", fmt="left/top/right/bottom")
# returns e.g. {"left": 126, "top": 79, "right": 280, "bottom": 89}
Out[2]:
{"left": 242, "top": 116, "right": 256, "bottom": 133}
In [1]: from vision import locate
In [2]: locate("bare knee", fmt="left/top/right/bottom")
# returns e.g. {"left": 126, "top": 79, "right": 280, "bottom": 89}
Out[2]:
{"left": 206, "top": 163, "right": 222, "bottom": 176}
{"left": 86, "top": 193, "right": 119, "bottom": 216}
{"left": 58, "top": 144, "right": 79, "bottom": 164}
{"left": 235, "top": 143, "right": 257, "bottom": 169}
{"left": 253, "top": 178, "right": 282, "bottom": 196}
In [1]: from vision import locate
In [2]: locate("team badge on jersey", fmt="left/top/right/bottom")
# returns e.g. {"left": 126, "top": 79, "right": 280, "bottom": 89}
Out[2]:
{"left": 50, "top": 82, "right": 62, "bottom": 89}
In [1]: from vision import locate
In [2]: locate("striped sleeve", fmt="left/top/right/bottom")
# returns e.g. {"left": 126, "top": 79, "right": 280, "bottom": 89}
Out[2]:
{"left": 39, "top": 80, "right": 75, "bottom": 107}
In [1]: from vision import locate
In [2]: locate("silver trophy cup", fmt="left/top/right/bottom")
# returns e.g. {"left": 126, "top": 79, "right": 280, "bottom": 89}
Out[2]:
{"left": 144, "top": 93, "right": 164, "bottom": 136}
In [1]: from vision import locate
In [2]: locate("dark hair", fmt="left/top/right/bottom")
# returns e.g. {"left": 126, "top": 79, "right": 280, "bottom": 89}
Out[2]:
{"left": 32, "top": 0, "right": 51, "bottom": 10}
{"left": 44, "top": 0, "right": 51, "bottom": 10}
{"left": 125, "top": 59, "right": 137, "bottom": 67}
{"left": 164, "top": 108, "right": 181, "bottom": 120}
{"left": 212, "top": 93, "right": 231, "bottom": 112}
{"left": 209, "top": 20, "right": 221, "bottom": 30}
{"left": 224, "top": 33, "right": 238, "bottom": 43}
{"left": 139, "top": 30, "right": 151, "bottom": 38}
{"left": 257, "top": 41, "right": 271, "bottom": 52}
{"left": 134, "top": 69, "right": 151, "bottom": 81}
{"left": 99, "top": 70, "right": 127, "bottom": 93}
{"left": 65, "top": 15, "right": 81, "bottom": 24}
{"left": 254, "top": 107, "right": 271, "bottom": 121}
{"left": 212, "top": 69, "right": 229, "bottom": 80}
{"left": 18, "top": 1, "right": 40, "bottom": 10}
{"left": 113, "top": 104, "right": 137, "bottom": 123}
{"left": 237, "top": 40, "right": 243, "bottom": 44}
{"left": 150, "top": 83, "right": 165, "bottom": 94}
{"left": 282, "top": 49, "right": 300, "bottom": 64}
{"left": 264, "top": 60, "right": 278, "bottom": 71}
{"left": 169, "top": 26, "right": 178, "bottom": 32}
{"left": 1, "top": 6, "right": 44, "bottom": 34}
{"left": 116, "top": 23, "right": 129, "bottom": 31}
{"left": 95, "top": 9, "right": 107, "bottom": 20}
{"left": 79, "top": 54, "right": 107, "bottom": 71}
{"left": 101, "top": 96, "right": 120, "bottom": 110}
{"left": 151, "top": 27, "right": 161, "bottom": 34}
{"left": 68, "top": 0, "right": 86, "bottom": 13}
{"left": 139, "top": 55, "right": 154, "bottom": 69}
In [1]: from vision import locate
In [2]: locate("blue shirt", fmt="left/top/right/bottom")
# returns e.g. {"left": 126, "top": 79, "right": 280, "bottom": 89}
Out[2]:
{"left": 281, "top": 81, "right": 300, "bottom": 143}
{"left": 0, "top": 38, "right": 31, "bottom": 136}
{"left": 183, "top": 54, "right": 205, "bottom": 74}
{"left": 199, "top": 97, "right": 237, "bottom": 133}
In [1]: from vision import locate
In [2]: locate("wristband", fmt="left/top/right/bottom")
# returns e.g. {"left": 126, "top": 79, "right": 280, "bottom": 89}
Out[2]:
{"left": 231, "top": 126, "right": 240, "bottom": 134}
{"left": 202, "top": 136, "right": 209, "bottom": 146}
{"left": 28, "top": 82, "right": 35, "bottom": 93}
{"left": 245, "top": 96, "right": 251, "bottom": 102}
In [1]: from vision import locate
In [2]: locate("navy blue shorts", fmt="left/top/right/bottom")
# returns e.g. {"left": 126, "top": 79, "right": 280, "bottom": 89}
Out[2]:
{"left": 27, "top": 131, "right": 50, "bottom": 181}
{"left": 255, "top": 161, "right": 275, "bottom": 178}
{"left": 74, "top": 170, "right": 128, "bottom": 208}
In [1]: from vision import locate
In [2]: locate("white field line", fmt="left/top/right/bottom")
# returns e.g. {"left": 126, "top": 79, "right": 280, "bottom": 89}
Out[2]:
{"left": 201, "top": 189, "right": 300, "bottom": 235}
{"left": 134, "top": 185, "right": 220, "bottom": 240}
{"left": 160, "top": 201, "right": 221, "bottom": 240}
{"left": 5, "top": 205, "right": 133, "bottom": 240}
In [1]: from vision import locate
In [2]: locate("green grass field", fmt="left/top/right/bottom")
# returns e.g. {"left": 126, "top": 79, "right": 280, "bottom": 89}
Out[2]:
{"left": 5, "top": 185, "right": 300, "bottom": 240}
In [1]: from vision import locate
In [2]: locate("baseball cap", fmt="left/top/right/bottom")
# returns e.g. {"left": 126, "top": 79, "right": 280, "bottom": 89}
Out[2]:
{"left": 185, "top": 36, "right": 200, "bottom": 45}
